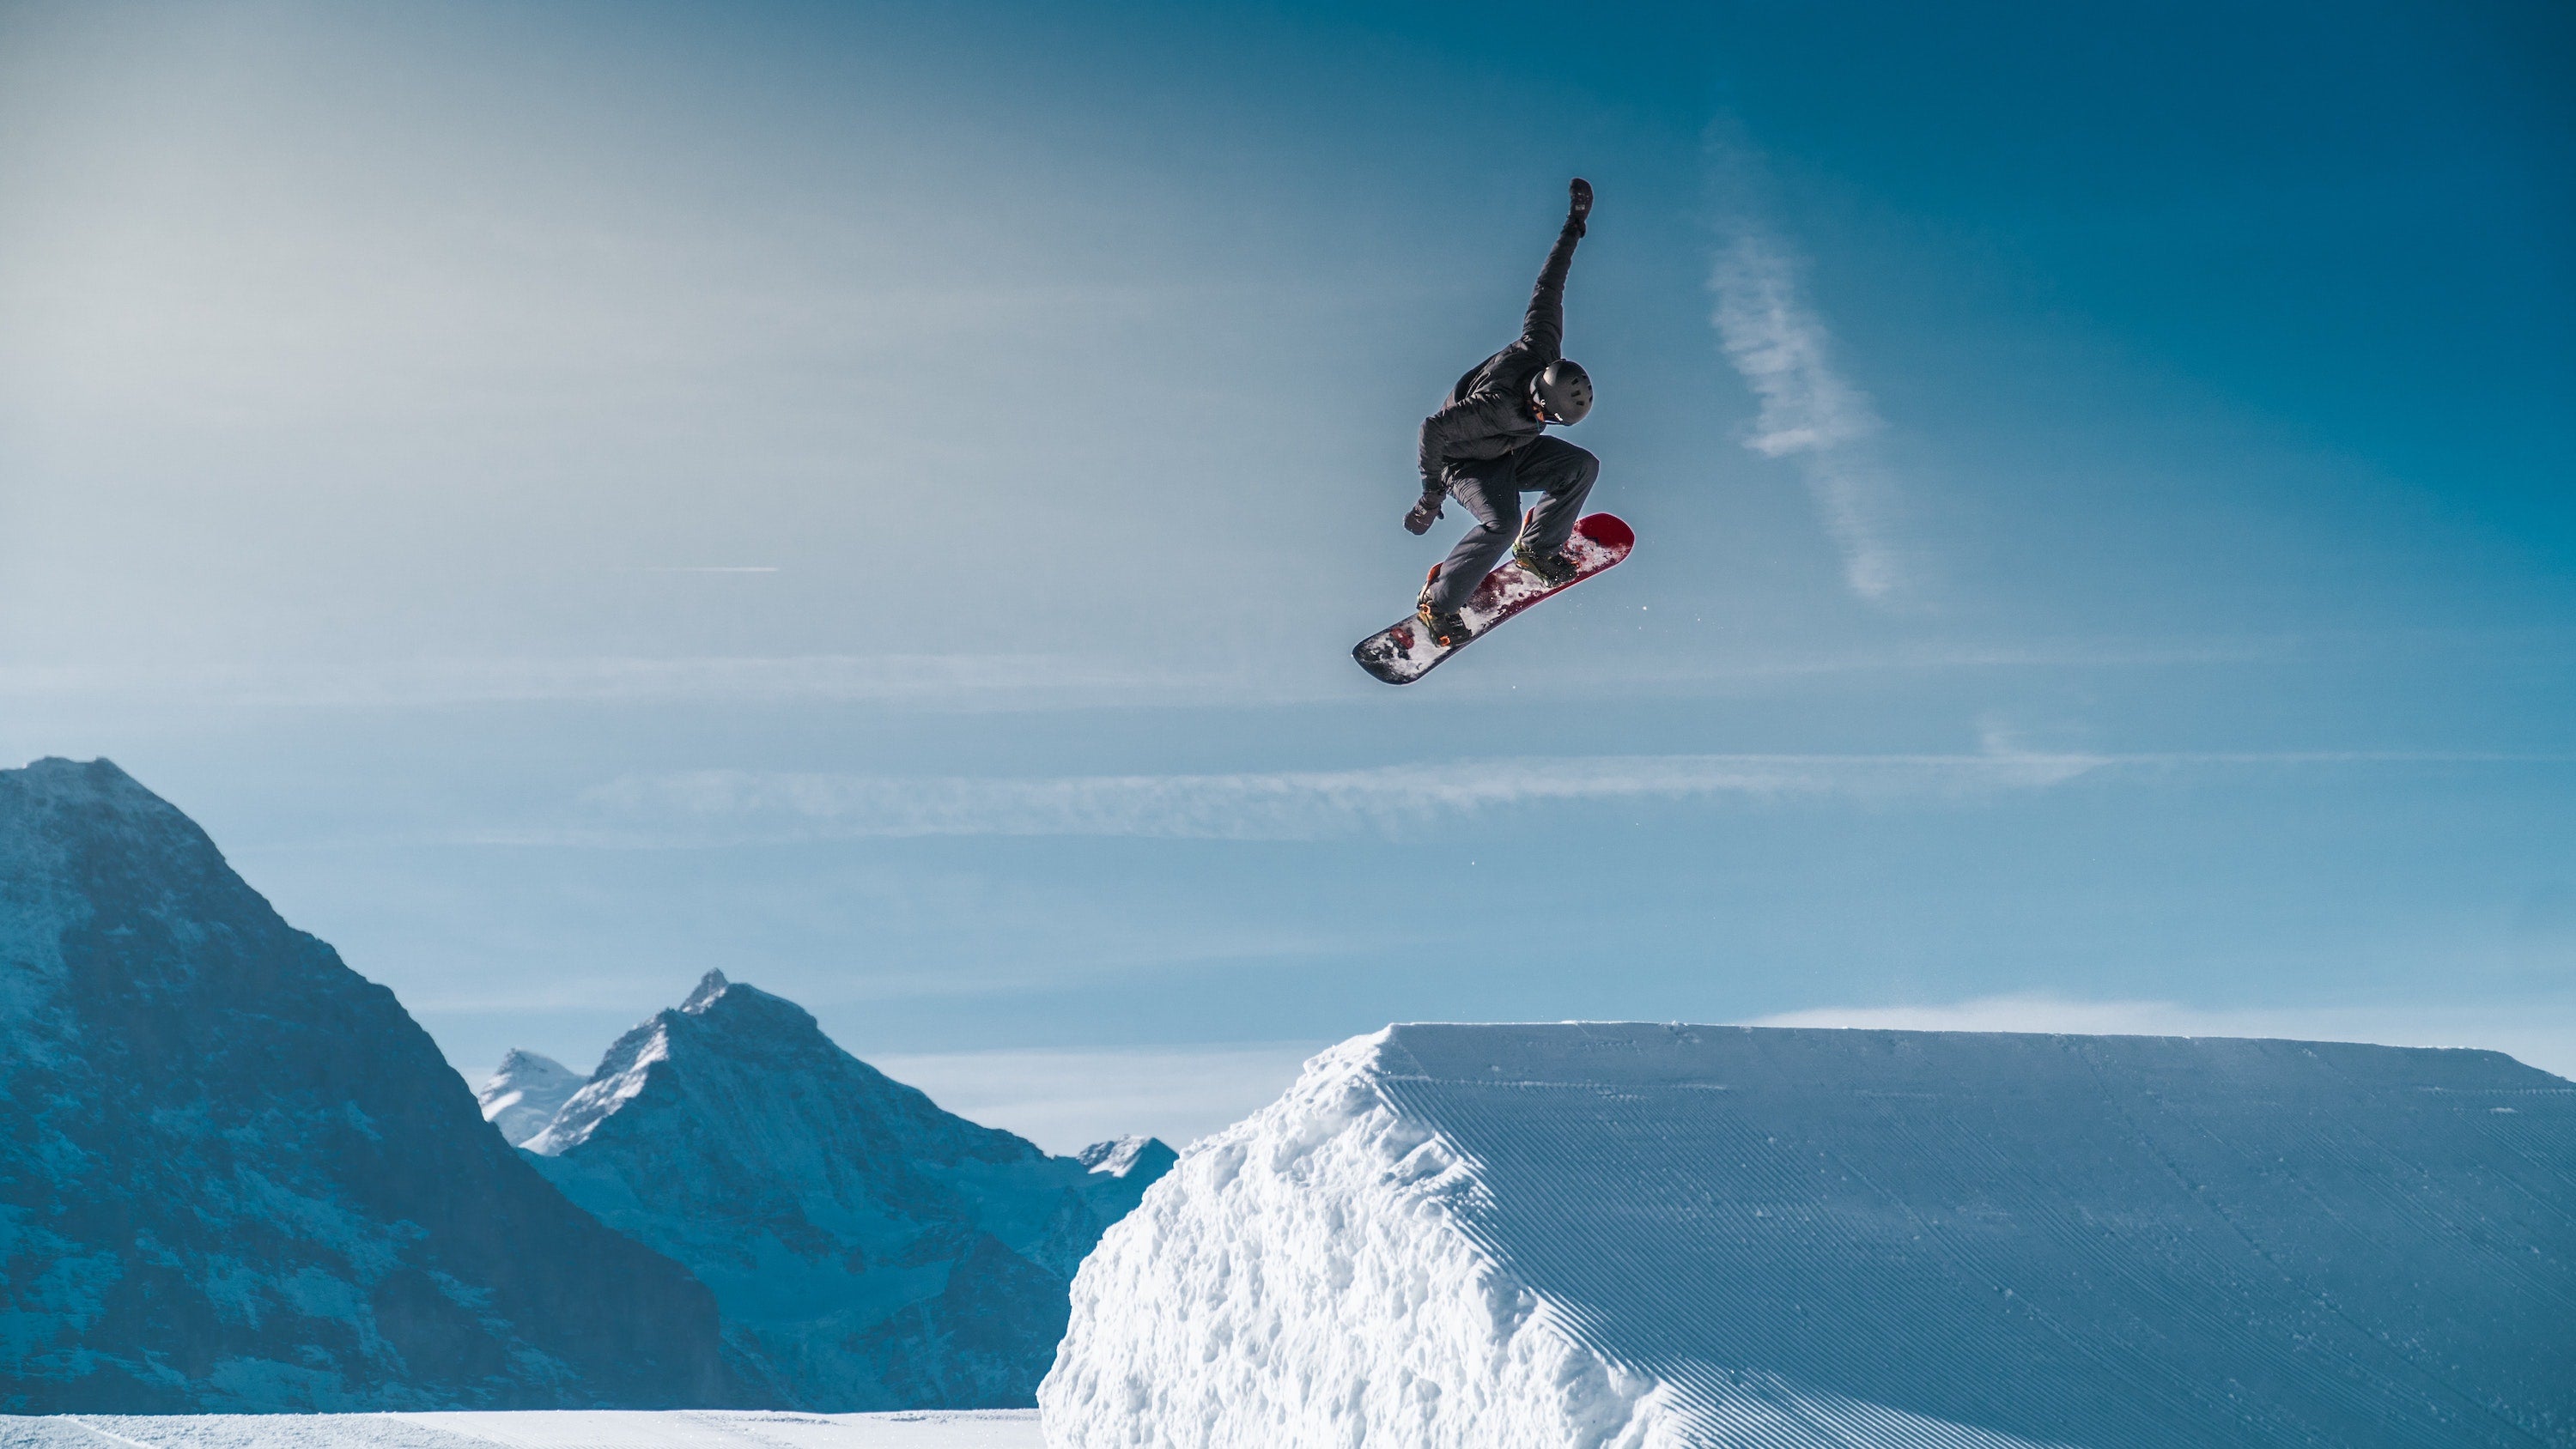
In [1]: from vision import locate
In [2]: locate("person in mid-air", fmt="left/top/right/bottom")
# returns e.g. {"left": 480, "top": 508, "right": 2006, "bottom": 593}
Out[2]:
{"left": 1405, "top": 178, "right": 1598, "bottom": 646}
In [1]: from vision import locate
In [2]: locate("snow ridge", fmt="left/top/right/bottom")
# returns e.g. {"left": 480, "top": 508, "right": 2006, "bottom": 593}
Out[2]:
{"left": 524, "top": 1012, "right": 677, "bottom": 1155}
{"left": 1044, "top": 1022, "right": 2576, "bottom": 1448}
{"left": 478, "top": 1050, "right": 584, "bottom": 1148}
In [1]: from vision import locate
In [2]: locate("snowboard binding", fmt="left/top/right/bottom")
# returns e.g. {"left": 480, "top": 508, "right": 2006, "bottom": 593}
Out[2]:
{"left": 1415, "top": 567, "right": 1472, "bottom": 648}
{"left": 1416, "top": 602, "right": 1472, "bottom": 649}
{"left": 1512, "top": 539, "right": 1579, "bottom": 587}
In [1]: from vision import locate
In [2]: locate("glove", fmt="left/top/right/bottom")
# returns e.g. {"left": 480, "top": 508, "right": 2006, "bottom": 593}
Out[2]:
{"left": 1566, "top": 177, "right": 1592, "bottom": 236}
{"left": 1404, "top": 487, "right": 1445, "bottom": 536}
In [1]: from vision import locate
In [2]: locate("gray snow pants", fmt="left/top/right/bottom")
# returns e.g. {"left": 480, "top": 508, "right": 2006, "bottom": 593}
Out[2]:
{"left": 1425, "top": 435, "right": 1600, "bottom": 611}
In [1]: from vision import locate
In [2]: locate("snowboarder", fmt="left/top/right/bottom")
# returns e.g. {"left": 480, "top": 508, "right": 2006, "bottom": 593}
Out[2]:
{"left": 1405, "top": 177, "right": 1599, "bottom": 646}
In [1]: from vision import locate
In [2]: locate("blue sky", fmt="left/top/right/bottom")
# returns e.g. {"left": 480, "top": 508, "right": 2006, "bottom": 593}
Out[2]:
{"left": 3, "top": 0, "right": 2570, "bottom": 1148}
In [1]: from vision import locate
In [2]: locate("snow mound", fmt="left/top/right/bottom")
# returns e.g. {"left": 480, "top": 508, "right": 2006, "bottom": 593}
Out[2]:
{"left": 480, "top": 1049, "right": 586, "bottom": 1147}
{"left": 1041, "top": 1022, "right": 2576, "bottom": 1449}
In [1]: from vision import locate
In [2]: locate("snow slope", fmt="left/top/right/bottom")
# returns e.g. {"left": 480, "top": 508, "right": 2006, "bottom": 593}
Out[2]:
{"left": 1042, "top": 1022, "right": 2576, "bottom": 1449}
{"left": 479, "top": 1052, "right": 586, "bottom": 1148}
{"left": 518, "top": 973, "right": 1170, "bottom": 1411}
{"left": 0, "top": 759, "right": 732, "bottom": 1412}
{"left": 0, "top": 1410, "right": 1037, "bottom": 1449}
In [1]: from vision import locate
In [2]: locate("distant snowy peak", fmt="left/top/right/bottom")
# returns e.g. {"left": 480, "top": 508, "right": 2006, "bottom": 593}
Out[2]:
{"left": 527, "top": 968, "right": 1037, "bottom": 1165}
{"left": 524, "top": 971, "right": 795, "bottom": 1155}
{"left": 479, "top": 1049, "right": 585, "bottom": 1148}
{"left": 1071, "top": 1135, "right": 1178, "bottom": 1224}
{"left": 1077, "top": 1134, "right": 1176, "bottom": 1181}
{"left": 524, "top": 1013, "right": 673, "bottom": 1157}
{"left": 522, "top": 969, "right": 1173, "bottom": 1410}
{"left": 682, "top": 967, "right": 732, "bottom": 1013}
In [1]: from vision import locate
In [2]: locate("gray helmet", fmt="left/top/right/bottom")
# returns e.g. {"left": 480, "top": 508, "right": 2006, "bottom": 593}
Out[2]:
{"left": 1532, "top": 360, "right": 1593, "bottom": 424}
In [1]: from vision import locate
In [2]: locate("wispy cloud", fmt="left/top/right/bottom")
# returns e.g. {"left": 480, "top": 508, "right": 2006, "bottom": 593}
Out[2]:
{"left": 1751, "top": 994, "right": 2576, "bottom": 1082}
{"left": 0, "top": 653, "right": 1303, "bottom": 712}
{"left": 15, "top": 630, "right": 2482, "bottom": 714}
{"left": 1706, "top": 136, "right": 1907, "bottom": 602}
{"left": 533, "top": 752, "right": 2101, "bottom": 846}
{"left": 455, "top": 749, "right": 2567, "bottom": 847}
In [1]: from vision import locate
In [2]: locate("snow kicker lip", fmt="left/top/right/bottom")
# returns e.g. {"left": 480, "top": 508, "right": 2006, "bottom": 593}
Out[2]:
{"left": 1353, "top": 512, "right": 1634, "bottom": 685}
{"left": 1047, "top": 1022, "right": 2576, "bottom": 1449}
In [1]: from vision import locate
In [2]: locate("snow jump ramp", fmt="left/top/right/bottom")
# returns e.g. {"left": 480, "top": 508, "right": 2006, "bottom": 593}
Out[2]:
{"left": 1040, "top": 1024, "right": 2576, "bottom": 1448}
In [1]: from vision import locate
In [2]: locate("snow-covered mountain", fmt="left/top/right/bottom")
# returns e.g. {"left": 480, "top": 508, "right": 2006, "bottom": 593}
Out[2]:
{"left": 0, "top": 758, "right": 735, "bottom": 1412}
{"left": 1046, "top": 1022, "right": 2576, "bottom": 1449}
{"left": 516, "top": 971, "right": 1171, "bottom": 1410}
{"left": 1074, "top": 1134, "right": 1177, "bottom": 1187}
{"left": 478, "top": 1049, "right": 585, "bottom": 1147}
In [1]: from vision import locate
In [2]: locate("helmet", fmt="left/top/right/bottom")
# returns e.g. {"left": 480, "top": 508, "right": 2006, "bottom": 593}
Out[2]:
{"left": 1531, "top": 360, "right": 1592, "bottom": 425}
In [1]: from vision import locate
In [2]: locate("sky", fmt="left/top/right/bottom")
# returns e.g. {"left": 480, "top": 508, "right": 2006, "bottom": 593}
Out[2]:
{"left": 3, "top": 0, "right": 2571, "bottom": 1150}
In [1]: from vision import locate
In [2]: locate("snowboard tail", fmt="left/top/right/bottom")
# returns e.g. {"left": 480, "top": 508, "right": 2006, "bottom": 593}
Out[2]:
{"left": 1352, "top": 512, "right": 1633, "bottom": 685}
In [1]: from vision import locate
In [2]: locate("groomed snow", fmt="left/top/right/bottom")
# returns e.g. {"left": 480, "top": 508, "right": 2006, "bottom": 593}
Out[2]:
{"left": 1041, "top": 1022, "right": 2576, "bottom": 1449}
{"left": 0, "top": 1412, "right": 1037, "bottom": 1449}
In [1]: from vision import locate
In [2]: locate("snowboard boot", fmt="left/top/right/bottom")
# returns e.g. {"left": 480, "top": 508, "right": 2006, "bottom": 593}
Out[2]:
{"left": 1416, "top": 600, "right": 1471, "bottom": 647}
{"left": 1513, "top": 539, "right": 1579, "bottom": 586}
{"left": 1416, "top": 569, "right": 1470, "bottom": 647}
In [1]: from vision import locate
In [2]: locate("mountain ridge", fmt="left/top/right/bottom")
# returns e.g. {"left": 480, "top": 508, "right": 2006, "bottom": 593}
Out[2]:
{"left": 517, "top": 969, "right": 1170, "bottom": 1410}
{"left": 0, "top": 757, "right": 736, "bottom": 1412}
{"left": 478, "top": 1050, "right": 583, "bottom": 1147}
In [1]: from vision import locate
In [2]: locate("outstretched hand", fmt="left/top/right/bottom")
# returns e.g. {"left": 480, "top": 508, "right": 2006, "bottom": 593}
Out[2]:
{"left": 1566, "top": 177, "right": 1593, "bottom": 233}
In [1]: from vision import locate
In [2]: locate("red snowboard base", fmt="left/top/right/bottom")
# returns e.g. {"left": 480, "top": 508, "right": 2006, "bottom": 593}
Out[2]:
{"left": 1352, "top": 513, "right": 1634, "bottom": 685}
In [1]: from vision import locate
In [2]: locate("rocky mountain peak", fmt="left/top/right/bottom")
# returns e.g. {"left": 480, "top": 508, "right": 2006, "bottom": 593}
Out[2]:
{"left": 1077, "top": 1134, "right": 1179, "bottom": 1183}
{"left": 479, "top": 1050, "right": 585, "bottom": 1149}
{"left": 686, "top": 972, "right": 833, "bottom": 1042}
{"left": 9, "top": 755, "right": 164, "bottom": 812}
{"left": 0, "top": 758, "right": 735, "bottom": 1411}
{"left": 522, "top": 972, "right": 1173, "bottom": 1410}
{"left": 524, "top": 973, "right": 853, "bottom": 1157}
{"left": 680, "top": 968, "right": 732, "bottom": 1013}
{"left": 3, "top": 757, "right": 247, "bottom": 1023}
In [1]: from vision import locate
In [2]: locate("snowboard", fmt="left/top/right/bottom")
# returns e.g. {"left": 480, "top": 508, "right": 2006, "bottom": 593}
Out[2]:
{"left": 1352, "top": 512, "right": 1634, "bottom": 685}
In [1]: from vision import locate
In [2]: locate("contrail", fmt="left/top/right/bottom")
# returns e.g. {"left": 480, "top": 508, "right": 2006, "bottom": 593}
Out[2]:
{"left": 1704, "top": 130, "right": 1907, "bottom": 603}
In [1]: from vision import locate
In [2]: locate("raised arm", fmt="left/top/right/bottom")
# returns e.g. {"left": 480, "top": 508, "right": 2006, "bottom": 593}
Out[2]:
{"left": 1519, "top": 178, "right": 1592, "bottom": 358}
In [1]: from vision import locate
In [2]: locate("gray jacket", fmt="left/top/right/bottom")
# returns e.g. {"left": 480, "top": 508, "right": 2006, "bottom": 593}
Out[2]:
{"left": 1418, "top": 222, "right": 1583, "bottom": 487}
